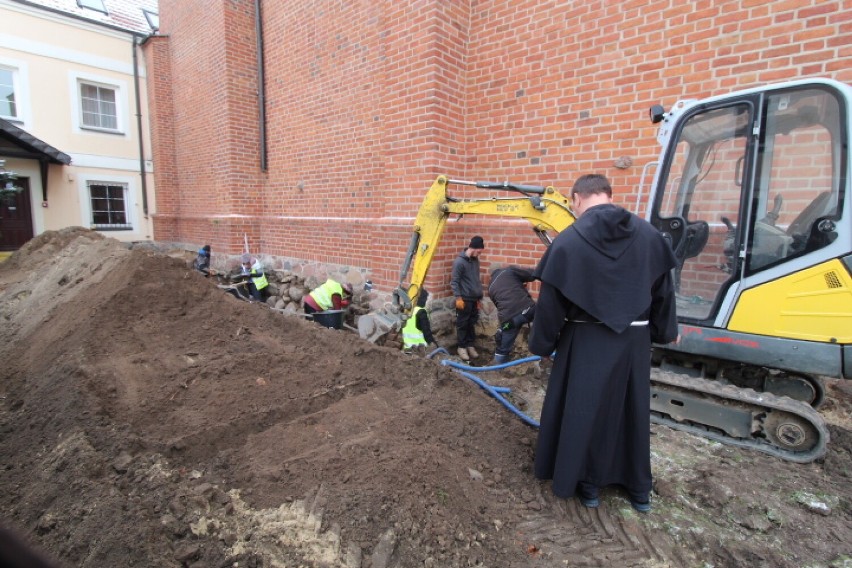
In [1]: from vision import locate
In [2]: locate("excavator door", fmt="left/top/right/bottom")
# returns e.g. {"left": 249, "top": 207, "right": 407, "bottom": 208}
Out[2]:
{"left": 649, "top": 82, "right": 849, "bottom": 325}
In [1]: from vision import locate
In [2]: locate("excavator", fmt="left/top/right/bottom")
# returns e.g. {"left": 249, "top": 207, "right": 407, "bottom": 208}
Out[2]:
{"left": 355, "top": 176, "right": 577, "bottom": 342}
{"left": 358, "top": 77, "right": 851, "bottom": 464}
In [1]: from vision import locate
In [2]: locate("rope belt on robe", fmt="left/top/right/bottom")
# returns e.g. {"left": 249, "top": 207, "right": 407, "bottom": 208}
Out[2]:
{"left": 566, "top": 319, "right": 649, "bottom": 327}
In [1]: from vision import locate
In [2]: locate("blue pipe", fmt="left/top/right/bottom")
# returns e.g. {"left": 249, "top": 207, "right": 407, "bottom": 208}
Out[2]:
{"left": 438, "top": 356, "right": 541, "bottom": 428}
{"left": 452, "top": 367, "right": 540, "bottom": 428}
{"left": 445, "top": 356, "right": 541, "bottom": 373}
{"left": 427, "top": 347, "right": 450, "bottom": 359}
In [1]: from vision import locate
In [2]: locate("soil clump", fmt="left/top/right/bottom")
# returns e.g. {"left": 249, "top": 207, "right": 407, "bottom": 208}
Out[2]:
{"left": 0, "top": 228, "right": 850, "bottom": 568}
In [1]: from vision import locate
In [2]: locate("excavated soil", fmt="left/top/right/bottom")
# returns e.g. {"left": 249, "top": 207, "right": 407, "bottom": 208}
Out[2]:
{"left": 0, "top": 228, "right": 851, "bottom": 568}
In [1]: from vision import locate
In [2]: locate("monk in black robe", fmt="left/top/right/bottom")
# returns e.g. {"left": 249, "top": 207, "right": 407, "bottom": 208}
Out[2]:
{"left": 528, "top": 174, "right": 678, "bottom": 512}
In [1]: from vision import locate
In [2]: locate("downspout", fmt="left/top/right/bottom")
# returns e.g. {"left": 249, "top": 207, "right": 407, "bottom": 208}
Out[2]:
{"left": 132, "top": 35, "right": 149, "bottom": 216}
{"left": 255, "top": 0, "right": 268, "bottom": 171}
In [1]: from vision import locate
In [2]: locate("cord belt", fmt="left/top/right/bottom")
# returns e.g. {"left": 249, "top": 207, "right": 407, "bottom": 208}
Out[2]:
{"left": 566, "top": 319, "right": 649, "bottom": 327}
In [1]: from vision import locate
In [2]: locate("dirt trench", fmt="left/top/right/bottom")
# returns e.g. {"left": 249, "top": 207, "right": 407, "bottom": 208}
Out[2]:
{"left": 0, "top": 228, "right": 850, "bottom": 568}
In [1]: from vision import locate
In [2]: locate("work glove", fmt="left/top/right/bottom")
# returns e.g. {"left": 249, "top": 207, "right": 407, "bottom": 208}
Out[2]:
{"left": 455, "top": 297, "right": 465, "bottom": 310}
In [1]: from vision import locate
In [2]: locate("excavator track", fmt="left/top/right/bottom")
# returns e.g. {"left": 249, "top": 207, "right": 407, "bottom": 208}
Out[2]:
{"left": 650, "top": 370, "right": 829, "bottom": 463}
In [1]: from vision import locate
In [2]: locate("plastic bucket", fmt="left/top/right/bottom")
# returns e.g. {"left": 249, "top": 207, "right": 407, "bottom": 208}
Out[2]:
{"left": 311, "top": 310, "right": 345, "bottom": 329}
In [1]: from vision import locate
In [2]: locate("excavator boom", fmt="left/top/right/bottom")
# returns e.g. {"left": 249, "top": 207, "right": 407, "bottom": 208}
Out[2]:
{"left": 357, "top": 175, "right": 572, "bottom": 344}
{"left": 391, "top": 175, "right": 574, "bottom": 313}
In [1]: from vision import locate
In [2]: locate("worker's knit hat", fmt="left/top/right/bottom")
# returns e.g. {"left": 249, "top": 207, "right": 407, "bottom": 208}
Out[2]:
{"left": 469, "top": 235, "right": 485, "bottom": 249}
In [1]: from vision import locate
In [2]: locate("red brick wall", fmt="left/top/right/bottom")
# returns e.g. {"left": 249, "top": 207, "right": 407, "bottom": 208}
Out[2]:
{"left": 148, "top": 0, "right": 852, "bottom": 298}
{"left": 145, "top": 0, "right": 265, "bottom": 254}
{"left": 142, "top": 36, "right": 177, "bottom": 239}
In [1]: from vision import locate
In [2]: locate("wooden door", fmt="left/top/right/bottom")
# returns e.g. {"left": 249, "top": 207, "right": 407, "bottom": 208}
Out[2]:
{"left": 0, "top": 177, "right": 33, "bottom": 251}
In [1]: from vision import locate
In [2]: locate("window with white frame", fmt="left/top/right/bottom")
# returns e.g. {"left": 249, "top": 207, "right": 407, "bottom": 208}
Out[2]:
{"left": 77, "top": 0, "right": 107, "bottom": 14}
{"left": 143, "top": 9, "right": 159, "bottom": 32}
{"left": 88, "top": 181, "right": 131, "bottom": 229}
{"left": 0, "top": 66, "right": 18, "bottom": 120}
{"left": 79, "top": 81, "right": 119, "bottom": 132}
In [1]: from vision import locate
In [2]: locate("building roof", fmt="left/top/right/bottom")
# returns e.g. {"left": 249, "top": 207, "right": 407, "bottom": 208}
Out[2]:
{"left": 0, "top": 118, "right": 71, "bottom": 165}
{"left": 10, "top": 0, "right": 159, "bottom": 35}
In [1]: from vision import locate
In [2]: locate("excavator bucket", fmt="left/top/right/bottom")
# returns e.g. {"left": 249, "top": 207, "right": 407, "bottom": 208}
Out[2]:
{"left": 357, "top": 310, "right": 403, "bottom": 343}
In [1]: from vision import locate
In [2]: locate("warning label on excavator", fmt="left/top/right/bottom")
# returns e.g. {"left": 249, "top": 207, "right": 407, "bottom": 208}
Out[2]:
{"left": 496, "top": 204, "right": 520, "bottom": 213}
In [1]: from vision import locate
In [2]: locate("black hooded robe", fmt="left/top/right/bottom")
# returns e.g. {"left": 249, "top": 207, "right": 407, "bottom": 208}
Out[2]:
{"left": 528, "top": 203, "right": 677, "bottom": 499}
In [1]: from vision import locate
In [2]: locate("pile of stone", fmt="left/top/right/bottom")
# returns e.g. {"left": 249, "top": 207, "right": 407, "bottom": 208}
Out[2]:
{"left": 182, "top": 247, "right": 494, "bottom": 345}
{"left": 215, "top": 267, "right": 372, "bottom": 319}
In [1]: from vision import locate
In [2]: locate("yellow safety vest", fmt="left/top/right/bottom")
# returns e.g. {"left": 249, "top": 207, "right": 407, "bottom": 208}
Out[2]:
{"left": 402, "top": 306, "right": 427, "bottom": 349}
{"left": 309, "top": 279, "right": 343, "bottom": 310}
{"left": 251, "top": 268, "right": 268, "bottom": 290}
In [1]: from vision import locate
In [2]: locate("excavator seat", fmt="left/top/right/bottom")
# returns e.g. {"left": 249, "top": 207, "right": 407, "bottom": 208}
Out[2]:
{"left": 678, "top": 220, "right": 710, "bottom": 262}
{"left": 672, "top": 219, "right": 709, "bottom": 292}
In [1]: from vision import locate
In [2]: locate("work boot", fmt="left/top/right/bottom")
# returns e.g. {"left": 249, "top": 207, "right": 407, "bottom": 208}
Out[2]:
{"left": 493, "top": 353, "right": 510, "bottom": 364}
{"left": 457, "top": 347, "right": 470, "bottom": 361}
{"left": 467, "top": 346, "right": 479, "bottom": 359}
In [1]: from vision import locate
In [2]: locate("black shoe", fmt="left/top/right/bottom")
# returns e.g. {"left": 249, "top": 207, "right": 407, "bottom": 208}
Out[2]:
{"left": 578, "top": 486, "right": 599, "bottom": 508}
{"left": 629, "top": 492, "right": 651, "bottom": 513}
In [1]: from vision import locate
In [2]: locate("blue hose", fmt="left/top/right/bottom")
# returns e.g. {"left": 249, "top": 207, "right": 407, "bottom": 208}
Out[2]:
{"left": 446, "top": 355, "right": 541, "bottom": 373}
{"left": 432, "top": 354, "right": 541, "bottom": 428}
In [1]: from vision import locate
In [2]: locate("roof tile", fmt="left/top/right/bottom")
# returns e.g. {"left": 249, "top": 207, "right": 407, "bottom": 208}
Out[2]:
{"left": 18, "top": 0, "right": 158, "bottom": 35}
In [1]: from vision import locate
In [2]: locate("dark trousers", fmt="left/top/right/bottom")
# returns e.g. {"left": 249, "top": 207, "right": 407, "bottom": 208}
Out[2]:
{"left": 455, "top": 301, "right": 479, "bottom": 348}
{"left": 247, "top": 282, "right": 265, "bottom": 302}
{"left": 494, "top": 326, "right": 522, "bottom": 357}
{"left": 303, "top": 303, "right": 319, "bottom": 315}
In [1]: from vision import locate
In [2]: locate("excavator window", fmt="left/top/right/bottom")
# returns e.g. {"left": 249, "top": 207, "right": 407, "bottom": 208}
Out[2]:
{"left": 654, "top": 104, "right": 751, "bottom": 321}
{"left": 747, "top": 88, "right": 842, "bottom": 272}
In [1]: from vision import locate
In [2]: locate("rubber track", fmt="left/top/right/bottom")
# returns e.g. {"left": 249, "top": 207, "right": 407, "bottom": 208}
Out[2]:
{"left": 650, "top": 371, "right": 829, "bottom": 463}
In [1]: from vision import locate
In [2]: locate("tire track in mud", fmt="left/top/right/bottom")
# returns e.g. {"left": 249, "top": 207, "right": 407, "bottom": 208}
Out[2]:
{"left": 515, "top": 486, "right": 694, "bottom": 568}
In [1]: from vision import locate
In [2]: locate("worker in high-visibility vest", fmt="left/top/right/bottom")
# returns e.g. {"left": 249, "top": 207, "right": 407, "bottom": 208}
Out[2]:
{"left": 401, "top": 288, "right": 439, "bottom": 355}
{"left": 304, "top": 278, "right": 353, "bottom": 314}
{"left": 236, "top": 253, "right": 269, "bottom": 301}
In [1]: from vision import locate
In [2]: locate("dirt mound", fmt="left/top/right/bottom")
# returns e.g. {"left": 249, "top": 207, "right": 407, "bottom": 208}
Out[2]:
{"left": 1, "top": 229, "right": 851, "bottom": 568}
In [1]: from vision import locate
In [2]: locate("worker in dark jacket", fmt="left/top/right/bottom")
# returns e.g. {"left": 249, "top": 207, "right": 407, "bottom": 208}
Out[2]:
{"left": 193, "top": 245, "right": 211, "bottom": 275}
{"left": 488, "top": 265, "right": 536, "bottom": 363}
{"left": 451, "top": 235, "right": 485, "bottom": 361}
{"left": 402, "top": 288, "right": 438, "bottom": 355}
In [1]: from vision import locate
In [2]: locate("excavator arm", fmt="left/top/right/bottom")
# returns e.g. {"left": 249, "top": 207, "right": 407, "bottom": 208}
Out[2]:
{"left": 391, "top": 175, "right": 575, "bottom": 313}
{"left": 356, "top": 175, "right": 573, "bottom": 343}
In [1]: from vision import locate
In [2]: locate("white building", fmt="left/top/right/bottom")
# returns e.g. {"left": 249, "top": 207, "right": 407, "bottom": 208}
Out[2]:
{"left": 0, "top": 0, "right": 158, "bottom": 250}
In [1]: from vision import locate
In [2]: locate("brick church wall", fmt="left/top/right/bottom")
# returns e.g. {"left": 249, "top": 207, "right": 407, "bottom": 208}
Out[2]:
{"left": 145, "top": 0, "right": 852, "bottom": 299}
